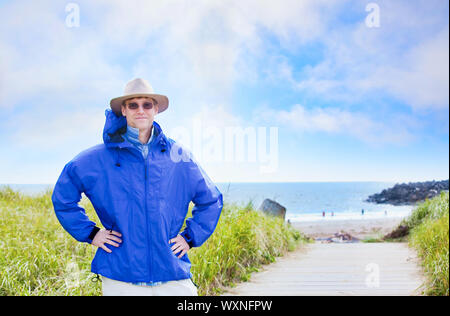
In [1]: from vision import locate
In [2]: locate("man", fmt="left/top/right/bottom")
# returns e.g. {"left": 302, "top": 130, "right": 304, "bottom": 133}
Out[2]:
{"left": 52, "top": 78, "right": 223, "bottom": 296}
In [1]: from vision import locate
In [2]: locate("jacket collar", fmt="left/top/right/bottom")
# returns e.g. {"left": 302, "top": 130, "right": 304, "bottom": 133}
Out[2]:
{"left": 102, "top": 109, "right": 167, "bottom": 150}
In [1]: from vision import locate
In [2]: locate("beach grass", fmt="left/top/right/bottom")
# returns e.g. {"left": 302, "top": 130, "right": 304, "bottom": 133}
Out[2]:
{"left": 0, "top": 186, "right": 305, "bottom": 296}
{"left": 383, "top": 191, "right": 448, "bottom": 295}
{"left": 361, "top": 233, "right": 408, "bottom": 243}
{"left": 361, "top": 235, "right": 384, "bottom": 243}
{"left": 407, "top": 191, "right": 449, "bottom": 296}
{"left": 361, "top": 192, "right": 449, "bottom": 295}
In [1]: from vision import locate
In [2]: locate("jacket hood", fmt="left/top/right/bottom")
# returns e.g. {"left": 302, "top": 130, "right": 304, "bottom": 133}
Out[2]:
{"left": 102, "top": 109, "right": 168, "bottom": 150}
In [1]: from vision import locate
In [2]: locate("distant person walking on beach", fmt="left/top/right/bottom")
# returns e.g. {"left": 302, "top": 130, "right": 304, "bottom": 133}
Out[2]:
{"left": 52, "top": 78, "right": 223, "bottom": 296}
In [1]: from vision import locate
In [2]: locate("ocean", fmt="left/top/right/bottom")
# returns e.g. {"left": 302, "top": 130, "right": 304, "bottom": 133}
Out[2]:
{"left": 1, "top": 182, "right": 413, "bottom": 222}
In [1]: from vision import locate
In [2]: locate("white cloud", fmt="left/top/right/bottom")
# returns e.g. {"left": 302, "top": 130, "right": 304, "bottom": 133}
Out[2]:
{"left": 164, "top": 103, "right": 244, "bottom": 149}
{"left": 256, "top": 104, "right": 418, "bottom": 145}
{"left": 1, "top": 0, "right": 447, "bottom": 114}
{"left": 0, "top": 0, "right": 339, "bottom": 114}
{"left": 8, "top": 108, "right": 105, "bottom": 150}
{"left": 0, "top": 2, "right": 125, "bottom": 109}
{"left": 288, "top": 1, "right": 449, "bottom": 110}
{"left": 378, "top": 28, "right": 449, "bottom": 110}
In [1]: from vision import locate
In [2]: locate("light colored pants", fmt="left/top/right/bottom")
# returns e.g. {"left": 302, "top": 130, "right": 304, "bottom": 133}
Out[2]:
{"left": 102, "top": 276, "right": 198, "bottom": 296}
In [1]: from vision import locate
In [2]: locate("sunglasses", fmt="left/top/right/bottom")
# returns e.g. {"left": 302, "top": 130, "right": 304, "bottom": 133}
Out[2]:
{"left": 126, "top": 101, "right": 155, "bottom": 110}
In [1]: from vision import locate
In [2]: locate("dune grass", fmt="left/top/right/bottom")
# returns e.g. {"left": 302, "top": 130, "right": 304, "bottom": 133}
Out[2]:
{"left": 384, "top": 191, "right": 449, "bottom": 295}
{"left": 0, "top": 186, "right": 305, "bottom": 296}
{"left": 361, "top": 191, "right": 448, "bottom": 295}
{"left": 401, "top": 191, "right": 449, "bottom": 229}
{"left": 407, "top": 192, "right": 449, "bottom": 296}
{"left": 0, "top": 187, "right": 100, "bottom": 296}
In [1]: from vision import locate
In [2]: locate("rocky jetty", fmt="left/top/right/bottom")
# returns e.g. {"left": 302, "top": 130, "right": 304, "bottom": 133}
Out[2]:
{"left": 366, "top": 179, "right": 449, "bottom": 206}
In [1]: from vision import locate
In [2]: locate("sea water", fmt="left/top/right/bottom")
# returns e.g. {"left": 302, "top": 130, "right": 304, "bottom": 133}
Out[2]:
{"left": 215, "top": 182, "right": 413, "bottom": 222}
{"left": 1, "top": 182, "right": 414, "bottom": 222}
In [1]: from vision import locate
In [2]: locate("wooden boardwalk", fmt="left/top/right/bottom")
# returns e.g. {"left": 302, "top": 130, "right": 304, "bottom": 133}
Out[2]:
{"left": 222, "top": 243, "right": 425, "bottom": 296}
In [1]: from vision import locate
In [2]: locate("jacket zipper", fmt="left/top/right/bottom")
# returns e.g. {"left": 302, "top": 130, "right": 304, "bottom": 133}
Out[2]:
{"left": 120, "top": 139, "right": 160, "bottom": 282}
{"left": 144, "top": 154, "right": 152, "bottom": 282}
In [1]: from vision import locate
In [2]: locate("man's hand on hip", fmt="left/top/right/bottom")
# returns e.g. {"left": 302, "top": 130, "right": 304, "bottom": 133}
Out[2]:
{"left": 169, "top": 234, "right": 190, "bottom": 258}
{"left": 91, "top": 229, "right": 122, "bottom": 253}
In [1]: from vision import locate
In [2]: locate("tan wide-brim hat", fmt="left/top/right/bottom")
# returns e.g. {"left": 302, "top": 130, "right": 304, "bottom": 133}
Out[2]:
{"left": 110, "top": 78, "right": 169, "bottom": 116}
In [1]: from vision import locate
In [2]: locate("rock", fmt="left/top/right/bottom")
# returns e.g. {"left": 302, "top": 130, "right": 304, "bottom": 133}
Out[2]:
{"left": 258, "top": 198, "right": 286, "bottom": 220}
{"left": 365, "top": 179, "right": 449, "bottom": 205}
{"left": 383, "top": 225, "right": 409, "bottom": 239}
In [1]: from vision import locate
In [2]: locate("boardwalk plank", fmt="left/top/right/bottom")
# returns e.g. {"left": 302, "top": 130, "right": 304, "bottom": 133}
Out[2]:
{"left": 222, "top": 242, "right": 425, "bottom": 296}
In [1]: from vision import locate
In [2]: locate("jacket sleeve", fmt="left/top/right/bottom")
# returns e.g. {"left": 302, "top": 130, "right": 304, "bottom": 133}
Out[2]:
{"left": 180, "top": 156, "right": 223, "bottom": 248}
{"left": 51, "top": 161, "right": 98, "bottom": 243}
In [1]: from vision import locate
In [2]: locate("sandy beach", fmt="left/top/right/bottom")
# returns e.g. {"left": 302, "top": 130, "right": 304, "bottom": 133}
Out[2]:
{"left": 291, "top": 217, "right": 405, "bottom": 239}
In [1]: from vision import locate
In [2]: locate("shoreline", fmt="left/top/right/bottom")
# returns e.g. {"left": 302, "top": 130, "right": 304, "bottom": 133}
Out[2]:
{"left": 291, "top": 216, "right": 404, "bottom": 239}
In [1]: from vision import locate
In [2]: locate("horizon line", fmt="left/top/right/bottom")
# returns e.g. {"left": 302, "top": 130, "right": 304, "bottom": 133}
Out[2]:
{"left": 1, "top": 179, "right": 448, "bottom": 186}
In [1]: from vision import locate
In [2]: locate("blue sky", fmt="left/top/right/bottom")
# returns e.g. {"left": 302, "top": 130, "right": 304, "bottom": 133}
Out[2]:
{"left": 0, "top": 0, "right": 448, "bottom": 184}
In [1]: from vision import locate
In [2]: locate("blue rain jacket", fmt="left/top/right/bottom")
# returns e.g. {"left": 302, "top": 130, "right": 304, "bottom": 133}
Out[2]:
{"left": 52, "top": 109, "right": 223, "bottom": 283}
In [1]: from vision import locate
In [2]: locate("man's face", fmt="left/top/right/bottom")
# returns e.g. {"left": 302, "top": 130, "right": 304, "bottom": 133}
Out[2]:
{"left": 121, "top": 97, "right": 159, "bottom": 130}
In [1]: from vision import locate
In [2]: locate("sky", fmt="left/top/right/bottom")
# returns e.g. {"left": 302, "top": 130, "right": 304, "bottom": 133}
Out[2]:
{"left": 0, "top": 0, "right": 448, "bottom": 184}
